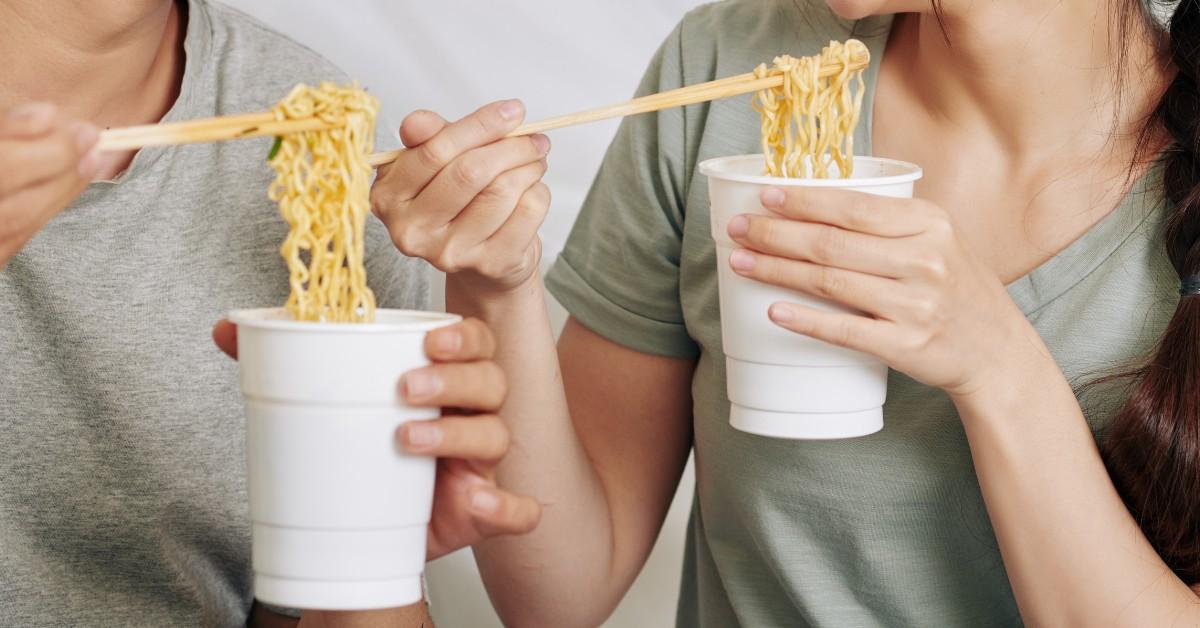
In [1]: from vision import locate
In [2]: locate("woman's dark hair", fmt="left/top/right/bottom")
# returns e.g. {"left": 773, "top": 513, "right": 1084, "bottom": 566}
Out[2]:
{"left": 1102, "top": 0, "right": 1200, "bottom": 585}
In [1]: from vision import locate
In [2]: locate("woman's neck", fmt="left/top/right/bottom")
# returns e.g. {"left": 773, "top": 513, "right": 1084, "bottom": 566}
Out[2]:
{"left": 888, "top": 1, "right": 1167, "bottom": 162}
{"left": 0, "top": 0, "right": 185, "bottom": 130}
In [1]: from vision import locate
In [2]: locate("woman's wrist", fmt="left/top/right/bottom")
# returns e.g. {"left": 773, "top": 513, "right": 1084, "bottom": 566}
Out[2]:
{"left": 948, "top": 328, "right": 1066, "bottom": 425}
{"left": 445, "top": 267, "right": 545, "bottom": 321}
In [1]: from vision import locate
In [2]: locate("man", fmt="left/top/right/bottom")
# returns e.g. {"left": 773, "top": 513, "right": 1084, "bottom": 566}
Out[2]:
{"left": 0, "top": 0, "right": 547, "bottom": 625}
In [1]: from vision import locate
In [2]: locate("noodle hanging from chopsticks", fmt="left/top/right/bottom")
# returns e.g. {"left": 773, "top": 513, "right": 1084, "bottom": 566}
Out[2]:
{"left": 269, "top": 82, "right": 378, "bottom": 323}
{"left": 752, "top": 39, "right": 868, "bottom": 179}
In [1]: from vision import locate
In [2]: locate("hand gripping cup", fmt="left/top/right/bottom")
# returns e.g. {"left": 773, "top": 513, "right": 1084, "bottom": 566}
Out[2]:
{"left": 700, "top": 155, "right": 923, "bottom": 439}
{"left": 230, "top": 308, "right": 461, "bottom": 610}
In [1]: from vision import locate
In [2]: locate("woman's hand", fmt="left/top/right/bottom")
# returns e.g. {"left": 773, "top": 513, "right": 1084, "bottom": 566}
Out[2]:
{"left": 0, "top": 102, "right": 103, "bottom": 268}
{"left": 212, "top": 318, "right": 542, "bottom": 561}
{"left": 726, "top": 186, "right": 1044, "bottom": 397}
{"left": 370, "top": 100, "right": 552, "bottom": 295}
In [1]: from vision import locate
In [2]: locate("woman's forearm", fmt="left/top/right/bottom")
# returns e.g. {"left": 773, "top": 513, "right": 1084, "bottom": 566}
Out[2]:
{"left": 954, "top": 344, "right": 1199, "bottom": 627}
{"left": 444, "top": 274, "right": 620, "bottom": 626}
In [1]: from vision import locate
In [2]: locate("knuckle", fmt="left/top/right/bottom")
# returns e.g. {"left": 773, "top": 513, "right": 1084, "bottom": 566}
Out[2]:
{"left": 753, "top": 217, "right": 781, "bottom": 250}
{"left": 483, "top": 362, "right": 508, "bottom": 407}
{"left": 479, "top": 175, "right": 519, "bottom": 203}
{"left": 831, "top": 318, "right": 857, "bottom": 347}
{"left": 813, "top": 267, "right": 847, "bottom": 299}
{"left": 812, "top": 227, "right": 846, "bottom": 262}
{"left": 847, "top": 195, "right": 873, "bottom": 226}
{"left": 452, "top": 156, "right": 489, "bottom": 190}
{"left": 369, "top": 187, "right": 399, "bottom": 218}
{"left": 484, "top": 417, "right": 512, "bottom": 459}
{"left": 389, "top": 224, "right": 421, "bottom": 257}
{"left": 433, "top": 247, "right": 462, "bottom": 274}
{"left": 911, "top": 298, "right": 939, "bottom": 325}
{"left": 416, "top": 138, "right": 453, "bottom": 173}
{"left": 913, "top": 251, "right": 949, "bottom": 281}
{"left": 464, "top": 318, "right": 497, "bottom": 357}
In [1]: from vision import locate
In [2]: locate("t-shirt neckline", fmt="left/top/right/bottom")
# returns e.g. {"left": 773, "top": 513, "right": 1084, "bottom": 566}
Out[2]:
{"left": 854, "top": 14, "right": 1163, "bottom": 317}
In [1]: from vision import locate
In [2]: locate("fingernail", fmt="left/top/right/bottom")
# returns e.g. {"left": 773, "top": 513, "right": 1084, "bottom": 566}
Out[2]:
{"left": 403, "top": 371, "right": 442, "bottom": 400}
{"left": 729, "top": 249, "right": 755, "bottom": 272}
{"left": 499, "top": 99, "right": 524, "bottom": 121}
{"left": 727, "top": 215, "right": 750, "bottom": 238}
{"left": 404, "top": 423, "right": 442, "bottom": 450}
{"left": 769, "top": 304, "right": 796, "bottom": 323}
{"left": 434, "top": 330, "right": 462, "bottom": 354}
{"left": 77, "top": 148, "right": 101, "bottom": 179}
{"left": 762, "top": 187, "right": 786, "bottom": 208}
{"left": 531, "top": 134, "right": 550, "bottom": 154}
{"left": 74, "top": 123, "right": 99, "bottom": 153}
{"left": 7, "top": 102, "right": 55, "bottom": 124}
{"left": 471, "top": 489, "right": 500, "bottom": 515}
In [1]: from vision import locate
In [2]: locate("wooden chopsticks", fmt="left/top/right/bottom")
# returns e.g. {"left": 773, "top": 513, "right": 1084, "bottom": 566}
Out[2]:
{"left": 95, "top": 52, "right": 869, "bottom": 167}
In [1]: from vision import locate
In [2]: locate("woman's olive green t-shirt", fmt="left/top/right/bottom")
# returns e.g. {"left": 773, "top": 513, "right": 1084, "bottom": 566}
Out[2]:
{"left": 544, "top": 1, "right": 1178, "bottom": 626}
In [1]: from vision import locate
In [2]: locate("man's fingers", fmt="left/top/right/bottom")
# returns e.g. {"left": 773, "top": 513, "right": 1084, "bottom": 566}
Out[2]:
{"left": 212, "top": 319, "right": 238, "bottom": 360}
{"left": 466, "top": 485, "right": 542, "bottom": 538}
{"left": 424, "top": 318, "right": 496, "bottom": 362}
{"left": 0, "top": 156, "right": 97, "bottom": 244}
{"left": 0, "top": 123, "right": 99, "bottom": 197}
{"left": 400, "top": 361, "right": 507, "bottom": 411}
{"left": 0, "top": 102, "right": 58, "bottom": 139}
{"left": 398, "top": 414, "right": 510, "bottom": 462}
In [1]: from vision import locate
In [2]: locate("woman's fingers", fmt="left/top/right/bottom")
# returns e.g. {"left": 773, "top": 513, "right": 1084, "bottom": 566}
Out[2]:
{"left": 478, "top": 182, "right": 550, "bottom": 266}
{"left": 728, "top": 214, "right": 912, "bottom": 278}
{"left": 398, "top": 414, "right": 510, "bottom": 462}
{"left": 452, "top": 156, "right": 549, "bottom": 247}
{"left": 411, "top": 133, "right": 549, "bottom": 231}
{"left": 465, "top": 485, "right": 542, "bottom": 538}
{"left": 381, "top": 100, "right": 527, "bottom": 203}
{"left": 401, "top": 360, "right": 507, "bottom": 411}
{"left": 761, "top": 186, "right": 929, "bottom": 237}
{"left": 768, "top": 301, "right": 896, "bottom": 356}
{"left": 729, "top": 250, "right": 910, "bottom": 319}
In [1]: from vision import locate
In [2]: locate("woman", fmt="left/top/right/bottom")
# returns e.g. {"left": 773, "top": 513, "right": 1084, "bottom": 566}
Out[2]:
{"left": 0, "top": 0, "right": 547, "bottom": 625}
{"left": 389, "top": 0, "right": 1200, "bottom": 625}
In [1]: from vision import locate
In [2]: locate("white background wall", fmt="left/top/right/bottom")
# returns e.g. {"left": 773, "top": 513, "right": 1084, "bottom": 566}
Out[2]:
{"left": 217, "top": 2, "right": 703, "bottom": 626}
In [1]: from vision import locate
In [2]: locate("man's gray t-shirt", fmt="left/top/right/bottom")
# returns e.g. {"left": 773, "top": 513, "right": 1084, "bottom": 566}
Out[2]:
{"left": 0, "top": 1, "right": 428, "bottom": 625}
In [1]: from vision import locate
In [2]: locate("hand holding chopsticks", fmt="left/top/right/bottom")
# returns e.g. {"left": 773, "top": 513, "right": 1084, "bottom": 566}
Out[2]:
{"left": 95, "top": 51, "right": 869, "bottom": 168}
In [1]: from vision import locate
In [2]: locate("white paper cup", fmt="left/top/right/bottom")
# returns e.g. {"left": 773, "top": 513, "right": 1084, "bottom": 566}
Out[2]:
{"left": 229, "top": 307, "right": 461, "bottom": 610}
{"left": 700, "top": 155, "right": 923, "bottom": 440}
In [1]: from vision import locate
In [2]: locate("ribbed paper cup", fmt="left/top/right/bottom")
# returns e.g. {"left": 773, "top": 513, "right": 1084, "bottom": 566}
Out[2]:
{"left": 230, "top": 307, "right": 460, "bottom": 610}
{"left": 700, "top": 155, "right": 923, "bottom": 439}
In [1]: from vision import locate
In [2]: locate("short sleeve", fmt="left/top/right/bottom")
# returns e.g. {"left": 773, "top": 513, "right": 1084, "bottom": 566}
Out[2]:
{"left": 544, "top": 22, "right": 698, "bottom": 359}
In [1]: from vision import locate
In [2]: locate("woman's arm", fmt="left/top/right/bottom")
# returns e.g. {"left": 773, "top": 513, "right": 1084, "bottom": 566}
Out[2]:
{"left": 954, "top": 354, "right": 1200, "bottom": 627}
{"left": 449, "top": 274, "right": 695, "bottom": 628}
{"left": 727, "top": 184, "right": 1200, "bottom": 627}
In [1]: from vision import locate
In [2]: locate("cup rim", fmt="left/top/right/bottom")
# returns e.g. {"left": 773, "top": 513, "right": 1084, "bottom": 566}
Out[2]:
{"left": 698, "top": 154, "right": 923, "bottom": 187}
{"left": 230, "top": 307, "right": 462, "bottom": 334}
